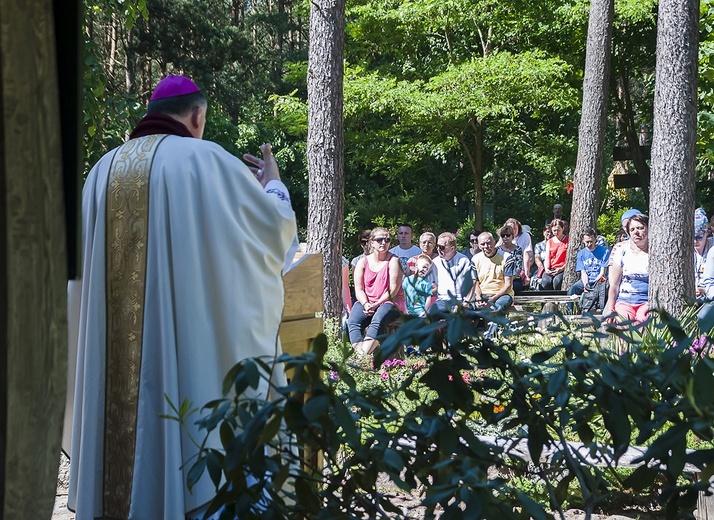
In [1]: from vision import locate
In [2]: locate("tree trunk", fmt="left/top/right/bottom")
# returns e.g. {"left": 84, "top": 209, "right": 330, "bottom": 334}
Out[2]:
{"left": 124, "top": 26, "right": 136, "bottom": 95}
{"left": 563, "top": 0, "right": 614, "bottom": 289}
{"left": 306, "top": 0, "right": 346, "bottom": 320}
{"left": 649, "top": 0, "right": 698, "bottom": 317}
{"left": 459, "top": 118, "right": 484, "bottom": 231}
{"left": 0, "top": 0, "right": 68, "bottom": 516}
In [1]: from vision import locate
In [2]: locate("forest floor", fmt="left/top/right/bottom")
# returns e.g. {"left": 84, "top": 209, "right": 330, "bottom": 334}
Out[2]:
{"left": 52, "top": 453, "right": 660, "bottom": 519}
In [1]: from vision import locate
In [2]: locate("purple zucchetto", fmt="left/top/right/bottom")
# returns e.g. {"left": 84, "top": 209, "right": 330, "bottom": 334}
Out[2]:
{"left": 150, "top": 75, "right": 201, "bottom": 100}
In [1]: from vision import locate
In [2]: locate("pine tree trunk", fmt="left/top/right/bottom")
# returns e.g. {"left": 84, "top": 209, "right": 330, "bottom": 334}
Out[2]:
{"left": 649, "top": 0, "right": 698, "bottom": 317}
{"left": 459, "top": 118, "right": 484, "bottom": 231}
{"left": 306, "top": 0, "right": 346, "bottom": 320}
{"left": 563, "top": 0, "right": 613, "bottom": 289}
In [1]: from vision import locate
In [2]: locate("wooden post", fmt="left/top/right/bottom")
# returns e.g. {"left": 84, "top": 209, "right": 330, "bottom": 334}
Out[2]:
{"left": 696, "top": 474, "right": 714, "bottom": 519}
{"left": 0, "top": 0, "right": 69, "bottom": 517}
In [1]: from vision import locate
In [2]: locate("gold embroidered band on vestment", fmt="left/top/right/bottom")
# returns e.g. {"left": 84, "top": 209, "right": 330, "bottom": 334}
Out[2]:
{"left": 103, "top": 134, "right": 168, "bottom": 519}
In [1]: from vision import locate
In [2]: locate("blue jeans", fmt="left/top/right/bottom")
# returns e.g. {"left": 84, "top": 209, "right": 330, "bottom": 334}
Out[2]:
{"left": 348, "top": 302, "right": 401, "bottom": 344}
{"left": 486, "top": 294, "right": 513, "bottom": 314}
{"left": 567, "top": 280, "right": 585, "bottom": 297}
{"left": 566, "top": 280, "right": 585, "bottom": 313}
{"left": 542, "top": 271, "right": 564, "bottom": 290}
{"left": 481, "top": 294, "right": 513, "bottom": 338}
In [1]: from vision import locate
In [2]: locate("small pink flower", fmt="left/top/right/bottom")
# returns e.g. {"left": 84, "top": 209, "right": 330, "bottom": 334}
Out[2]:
{"left": 448, "top": 375, "right": 454, "bottom": 381}
{"left": 382, "top": 359, "right": 393, "bottom": 368}
{"left": 380, "top": 371, "right": 390, "bottom": 379}
{"left": 690, "top": 335, "right": 713, "bottom": 357}
{"left": 461, "top": 372, "right": 472, "bottom": 383}
{"left": 329, "top": 370, "right": 339, "bottom": 381}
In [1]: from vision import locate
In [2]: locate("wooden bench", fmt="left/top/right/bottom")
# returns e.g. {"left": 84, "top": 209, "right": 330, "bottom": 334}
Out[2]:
{"left": 511, "top": 290, "right": 580, "bottom": 329}
{"left": 512, "top": 290, "right": 579, "bottom": 313}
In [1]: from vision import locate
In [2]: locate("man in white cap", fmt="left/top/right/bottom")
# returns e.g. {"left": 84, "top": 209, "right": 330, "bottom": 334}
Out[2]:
{"left": 67, "top": 76, "right": 297, "bottom": 519}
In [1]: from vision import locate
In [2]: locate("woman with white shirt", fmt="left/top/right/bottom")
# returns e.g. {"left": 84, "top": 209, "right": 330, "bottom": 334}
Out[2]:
{"left": 694, "top": 208, "right": 713, "bottom": 298}
{"left": 604, "top": 214, "right": 649, "bottom": 323}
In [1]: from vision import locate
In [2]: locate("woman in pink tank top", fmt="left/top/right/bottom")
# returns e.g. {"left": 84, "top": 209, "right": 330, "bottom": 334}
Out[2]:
{"left": 348, "top": 227, "right": 405, "bottom": 355}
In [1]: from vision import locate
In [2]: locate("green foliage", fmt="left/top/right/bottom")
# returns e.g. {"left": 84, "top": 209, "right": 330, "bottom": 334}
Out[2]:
{"left": 83, "top": 0, "right": 714, "bottom": 243}
{"left": 178, "top": 307, "right": 714, "bottom": 519}
{"left": 697, "top": 0, "right": 714, "bottom": 208}
{"left": 83, "top": 35, "right": 144, "bottom": 174}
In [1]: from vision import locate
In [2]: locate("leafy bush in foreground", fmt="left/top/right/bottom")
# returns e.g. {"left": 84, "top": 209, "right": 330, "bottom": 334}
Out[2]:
{"left": 180, "top": 306, "right": 714, "bottom": 519}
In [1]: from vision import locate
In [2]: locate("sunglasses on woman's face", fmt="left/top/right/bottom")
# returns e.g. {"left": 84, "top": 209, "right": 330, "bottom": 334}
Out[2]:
{"left": 500, "top": 233, "right": 512, "bottom": 238}
{"left": 470, "top": 238, "right": 478, "bottom": 243}
{"left": 373, "top": 237, "right": 390, "bottom": 243}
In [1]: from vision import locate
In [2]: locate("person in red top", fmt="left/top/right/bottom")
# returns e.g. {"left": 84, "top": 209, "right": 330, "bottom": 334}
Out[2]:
{"left": 542, "top": 218, "right": 569, "bottom": 290}
{"left": 349, "top": 227, "right": 406, "bottom": 354}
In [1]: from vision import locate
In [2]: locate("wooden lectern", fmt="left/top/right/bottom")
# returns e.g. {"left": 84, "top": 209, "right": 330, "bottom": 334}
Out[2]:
{"left": 278, "top": 253, "right": 324, "bottom": 470}
{"left": 279, "top": 253, "right": 324, "bottom": 361}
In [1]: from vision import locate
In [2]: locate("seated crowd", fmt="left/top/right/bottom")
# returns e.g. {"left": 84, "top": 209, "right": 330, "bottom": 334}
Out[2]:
{"left": 345, "top": 206, "right": 714, "bottom": 354}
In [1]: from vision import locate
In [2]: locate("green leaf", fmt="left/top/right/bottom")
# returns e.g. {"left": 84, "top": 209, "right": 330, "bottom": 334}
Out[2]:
{"left": 295, "top": 477, "right": 320, "bottom": 513}
{"left": 333, "top": 400, "right": 360, "bottom": 444}
{"left": 219, "top": 421, "right": 234, "bottom": 450}
{"left": 547, "top": 368, "right": 567, "bottom": 396}
{"left": 576, "top": 424, "right": 594, "bottom": 446}
{"left": 603, "top": 393, "right": 631, "bottom": 457}
{"left": 698, "top": 303, "right": 714, "bottom": 333}
{"left": 693, "top": 358, "right": 714, "bottom": 408}
{"left": 206, "top": 450, "right": 223, "bottom": 489}
{"left": 555, "top": 472, "right": 575, "bottom": 503}
{"left": 623, "top": 465, "right": 659, "bottom": 491}
{"left": 187, "top": 457, "right": 207, "bottom": 492}
{"left": 310, "top": 333, "right": 328, "bottom": 362}
{"left": 531, "top": 347, "right": 559, "bottom": 363}
{"left": 383, "top": 448, "right": 405, "bottom": 472}
{"left": 303, "top": 394, "right": 330, "bottom": 422}
{"left": 527, "top": 421, "right": 548, "bottom": 464}
{"left": 258, "top": 414, "right": 283, "bottom": 445}
{"left": 517, "top": 491, "right": 548, "bottom": 520}
{"left": 222, "top": 362, "right": 243, "bottom": 396}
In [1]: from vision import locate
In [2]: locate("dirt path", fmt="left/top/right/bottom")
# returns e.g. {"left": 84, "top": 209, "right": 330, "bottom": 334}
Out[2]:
{"left": 52, "top": 454, "right": 647, "bottom": 519}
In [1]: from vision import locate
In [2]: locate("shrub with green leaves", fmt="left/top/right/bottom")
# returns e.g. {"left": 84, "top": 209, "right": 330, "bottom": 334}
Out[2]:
{"left": 177, "top": 306, "right": 714, "bottom": 520}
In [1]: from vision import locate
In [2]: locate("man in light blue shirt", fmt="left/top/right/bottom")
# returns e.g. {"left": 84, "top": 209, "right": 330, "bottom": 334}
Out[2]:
{"left": 567, "top": 227, "right": 610, "bottom": 312}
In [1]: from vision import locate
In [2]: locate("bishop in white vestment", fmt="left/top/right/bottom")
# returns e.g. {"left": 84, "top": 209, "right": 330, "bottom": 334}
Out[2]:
{"left": 67, "top": 76, "right": 297, "bottom": 519}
